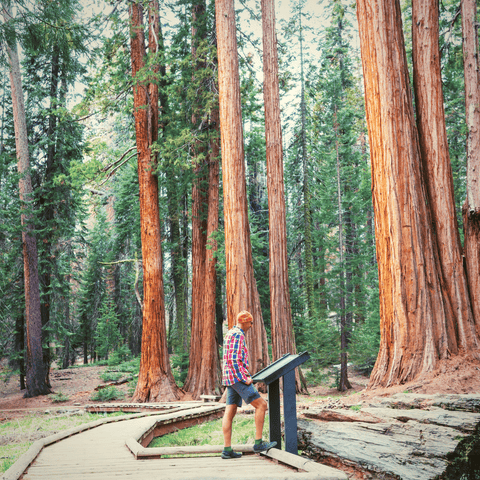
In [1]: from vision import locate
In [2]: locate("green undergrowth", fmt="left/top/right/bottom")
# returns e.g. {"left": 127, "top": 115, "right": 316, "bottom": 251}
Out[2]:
{"left": 436, "top": 424, "right": 480, "bottom": 480}
{"left": 0, "top": 411, "right": 126, "bottom": 474}
{"left": 148, "top": 414, "right": 269, "bottom": 456}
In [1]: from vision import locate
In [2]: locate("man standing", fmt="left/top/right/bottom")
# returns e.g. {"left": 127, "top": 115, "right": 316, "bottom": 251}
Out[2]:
{"left": 221, "top": 310, "right": 276, "bottom": 459}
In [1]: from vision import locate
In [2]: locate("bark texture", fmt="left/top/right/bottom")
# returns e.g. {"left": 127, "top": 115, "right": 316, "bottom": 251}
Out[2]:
{"left": 3, "top": 4, "right": 51, "bottom": 397}
{"left": 129, "top": 1, "right": 181, "bottom": 402}
{"left": 215, "top": 0, "right": 269, "bottom": 375}
{"left": 356, "top": 0, "right": 457, "bottom": 387}
{"left": 412, "top": 0, "right": 477, "bottom": 353}
{"left": 261, "top": 0, "right": 305, "bottom": 392}
{"left": 461, "top": 0, "right": 480, "bottom": 338}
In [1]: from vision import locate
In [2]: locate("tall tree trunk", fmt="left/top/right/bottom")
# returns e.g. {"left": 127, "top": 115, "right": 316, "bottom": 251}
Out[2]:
{"left": 356, "top": 0, "right": 461, "bottom": 388}
{"left": 261, "top": 0, "right": 305, "bottom": 393}
{"left": 129, "top": 0, "right": 181, "bottom": 402}
{"left": 461, "top": 0, "right": 480, "bottom": 338}
{"left": 412, "top": 0, "right": 477, "bottom": 352}
{"left": 334, "top": 115, "right": 351, "bottom": 392}
{"left": 2, "top": 3, "right": 51, "bottom": 397}
{"left": 215, "top": 0, "right": 269, "bottom": 375}
{"left": 39, "top": 46, "right": 60, "bottom": 388}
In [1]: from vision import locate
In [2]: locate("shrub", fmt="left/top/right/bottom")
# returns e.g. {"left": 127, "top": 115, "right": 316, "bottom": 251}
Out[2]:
{"left": 100, "top": 371, "right": 123, "bottom": 383}
{"left": 49, "top": 392, "right": 70, "bottom": 403}
{"left": 90, "top": 386, "right": 124, "bottom": 402}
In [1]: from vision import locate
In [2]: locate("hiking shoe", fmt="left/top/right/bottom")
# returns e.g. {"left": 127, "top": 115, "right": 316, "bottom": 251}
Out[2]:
{"left": 221, "top": 450, "right": 242, "bottom": 459}
{"left": 253, "top": 441, "right": 277, "bottom": 453}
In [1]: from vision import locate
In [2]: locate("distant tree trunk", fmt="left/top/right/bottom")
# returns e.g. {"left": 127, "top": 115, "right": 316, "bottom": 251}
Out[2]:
{"left": 261, "top": 0, "right": 306, "bottom": 393}
{"left": 2, "top": 3, "right": 51, "bottom": 397}
{"left": 356, "top": 0, "right": 465, "bottom": 388}
{"left": 215, "top": 0, "right": 269, "bottom": 374}
{"left": 129, "top": 1, "right": 181, "bottom": 402}
{"left": 412, "top": 0, "right": 476, "bottom": 352}
{"left": 461, "top": 0, "right": 480, "bottom": 338}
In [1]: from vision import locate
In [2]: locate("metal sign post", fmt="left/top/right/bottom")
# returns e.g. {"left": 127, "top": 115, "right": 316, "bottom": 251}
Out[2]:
{"left": 252, "top": 351, "right": 310, "bottom": 454}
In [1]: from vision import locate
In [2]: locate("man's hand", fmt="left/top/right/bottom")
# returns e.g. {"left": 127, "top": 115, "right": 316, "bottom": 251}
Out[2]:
{"left": 245, "top": 377, "right": 252, "bottom": 385}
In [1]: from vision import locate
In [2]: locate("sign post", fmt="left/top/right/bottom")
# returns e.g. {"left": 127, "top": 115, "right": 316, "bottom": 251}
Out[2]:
{"left": 252, "top": 351, "right": 310, "bottom": 454}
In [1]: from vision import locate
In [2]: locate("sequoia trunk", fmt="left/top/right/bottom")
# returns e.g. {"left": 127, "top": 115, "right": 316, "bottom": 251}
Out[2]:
{"left": 461, "top": 0, "right": 480, "bottom": 338}
{"left": 261, "top": 0, "right": 305, "bottom": 392}
{"left": 215, "top": 0, "right": 269, "bottom": 374}
{"left": 412, "top": 0, "right": 477, "bottom": 352}
{"left": 356, "top": 0, "right": 456, "bottom": 387}
{"left": 129, "top": 1, "right": 181, "bottom": 402}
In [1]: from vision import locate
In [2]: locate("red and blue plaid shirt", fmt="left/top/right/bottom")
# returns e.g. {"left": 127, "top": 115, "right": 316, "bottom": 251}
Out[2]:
{"left": 222, "top": 325, "right": 250, "bottom": 386}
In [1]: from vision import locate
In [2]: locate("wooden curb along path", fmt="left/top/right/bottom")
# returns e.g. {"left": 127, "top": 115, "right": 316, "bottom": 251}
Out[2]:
{"left": 3, "top": 402, "right": 347, "bottom": 480}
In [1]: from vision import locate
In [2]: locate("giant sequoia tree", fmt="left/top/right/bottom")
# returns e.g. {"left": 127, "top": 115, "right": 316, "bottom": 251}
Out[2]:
{"left": 215, "top": 0, "right": 269, "bottom": 374}
{"left": 261, "top": 0, "right": 304, "bottom": 392}
{"left": 356, "top": 0, "right": 479, "bottom": 388}
{"left": 461, "top": 0, "right": 480, "bottom": 338}
{"left": 129, "top": 0, "right": 181, "bottom": 402}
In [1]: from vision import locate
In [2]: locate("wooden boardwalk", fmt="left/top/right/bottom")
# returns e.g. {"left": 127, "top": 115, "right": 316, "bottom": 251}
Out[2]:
{"left": 3, "top": 404, "right": 347, "bottom": 480}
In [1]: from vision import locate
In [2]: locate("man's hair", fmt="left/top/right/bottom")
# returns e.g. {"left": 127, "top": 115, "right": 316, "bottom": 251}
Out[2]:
{"left": 237, "top": 311, "right": 253, "bottom": 324}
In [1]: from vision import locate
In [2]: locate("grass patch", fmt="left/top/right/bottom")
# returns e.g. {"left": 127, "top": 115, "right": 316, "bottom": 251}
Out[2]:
{"left": 148, "top": 414, "right": 269, "bottom": 451}
{"left": 0, "top": 411, "right": 126, "bottom": 474}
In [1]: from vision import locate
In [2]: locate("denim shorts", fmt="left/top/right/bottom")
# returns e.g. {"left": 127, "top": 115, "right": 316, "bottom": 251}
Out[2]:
{"left": 226, "top": 381, "right": 261, "bottom": 407}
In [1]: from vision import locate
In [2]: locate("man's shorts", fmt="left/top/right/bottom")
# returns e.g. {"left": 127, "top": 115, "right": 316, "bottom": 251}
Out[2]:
{"left": 226, "top": 381, "right": 261, "bottom": 407}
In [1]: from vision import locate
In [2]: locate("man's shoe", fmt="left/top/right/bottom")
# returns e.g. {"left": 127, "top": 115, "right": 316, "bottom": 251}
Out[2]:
{"left": 221, "top": 450, "right": 242, "bottom": 459}
{"left": 253, "top": 441, "right": 277, "bottom": 453}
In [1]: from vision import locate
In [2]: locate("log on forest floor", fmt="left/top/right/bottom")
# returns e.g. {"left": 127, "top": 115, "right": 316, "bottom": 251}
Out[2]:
{"left": 298, "top": 393, "right": 480, "bottom": 480}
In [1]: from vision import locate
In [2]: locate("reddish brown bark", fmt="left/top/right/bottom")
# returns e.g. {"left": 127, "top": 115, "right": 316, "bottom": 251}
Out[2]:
{"left": 461, "top": 0, "right": 480, "bottom": 338}
{"left": 215, "top": 0, "right": 269, "bottom": 375}
{"left": 129, "top": 1, "right": 182, "bottom": 402}
{"left": 261, "top": 0, "right": 305, "bottom": 392}
{"left": 356, "top": 0, "right": 459, "bottom": 387}
{"left": 412, "top": 0, "right": 477, "bottom": 353}
{"left": 2, "top": 5, "right": 50, "bottom": 397}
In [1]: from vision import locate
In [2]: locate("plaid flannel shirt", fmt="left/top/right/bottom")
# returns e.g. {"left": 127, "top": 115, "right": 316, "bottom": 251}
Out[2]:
{"left": 222, "top": 325, "right": 250, "bottom": 386}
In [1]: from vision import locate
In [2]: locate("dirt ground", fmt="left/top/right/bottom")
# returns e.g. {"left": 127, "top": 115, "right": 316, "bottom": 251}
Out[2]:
{"left": 1, "top": 355, "right": 480, "bottom": 420}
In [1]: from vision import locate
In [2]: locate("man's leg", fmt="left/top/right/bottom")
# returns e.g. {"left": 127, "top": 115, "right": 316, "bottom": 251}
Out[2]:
{"left": 250, "top": 396, "right": 267, "bottom": 440}
{"left": 250, "top": 396, "right": 276, "bottom": 453}
{"left": 222, "top": 404, "right": 238, "bottom": 448}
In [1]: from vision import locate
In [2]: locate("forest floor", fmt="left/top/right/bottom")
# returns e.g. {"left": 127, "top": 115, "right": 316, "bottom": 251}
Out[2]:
{"left": 1, "top": 354, "right": 480, "bottom": 420}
